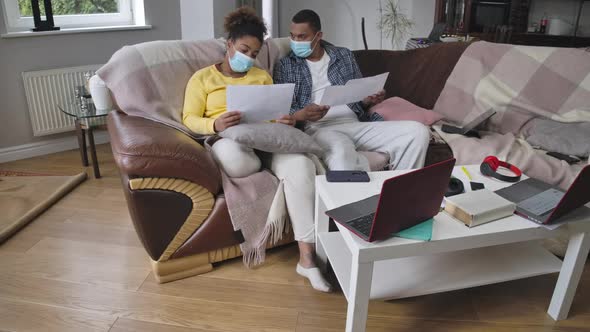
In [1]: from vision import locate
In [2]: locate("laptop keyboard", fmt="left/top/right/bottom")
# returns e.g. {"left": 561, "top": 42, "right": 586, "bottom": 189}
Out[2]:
{"left": 518, "top": 188, "right": 564, "bottom": 216}
{"left": 347, "top": 213, "right": 376, "bottom": 238}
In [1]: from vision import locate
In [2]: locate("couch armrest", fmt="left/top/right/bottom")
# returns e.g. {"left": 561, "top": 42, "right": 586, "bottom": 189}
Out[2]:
{"left": 107, "top": 111, "right": 221, "bottom": 195}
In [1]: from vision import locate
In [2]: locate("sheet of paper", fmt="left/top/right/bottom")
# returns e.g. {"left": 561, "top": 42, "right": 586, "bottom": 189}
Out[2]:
{"left": 320, "top": 72, "right": 389, "bottom": 106}
{"left": 226, "top": 83, "right": 295, "bottom": 123}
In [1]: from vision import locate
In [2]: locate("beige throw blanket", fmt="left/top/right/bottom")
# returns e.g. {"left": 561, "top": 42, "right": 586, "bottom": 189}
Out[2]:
{"left": 221, "top": 172, "right": 288, "bottom": 267}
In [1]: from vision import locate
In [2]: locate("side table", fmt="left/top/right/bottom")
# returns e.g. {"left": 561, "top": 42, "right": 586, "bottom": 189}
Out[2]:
{"left": 315, "top": 165, "right": 590, "bottom": 332}
{"left": 58, "top": 98, "right": 111, "bottom": 179}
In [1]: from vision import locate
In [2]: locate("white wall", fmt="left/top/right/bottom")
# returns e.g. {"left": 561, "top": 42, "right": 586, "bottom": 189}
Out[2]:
{"left": 411, "top": 0, "right": 437, "bottom": 39}
{"left": 278, "top": 0, "right": 436, "bottom": 50}
{"left": 181, "top": 0, "right": 232, "bottom": 41}
{"left": 181, "top": 0, "right": 214, "bottom": 41}
{"left": 0, "top": 0, "right": 182, "bottom": 149}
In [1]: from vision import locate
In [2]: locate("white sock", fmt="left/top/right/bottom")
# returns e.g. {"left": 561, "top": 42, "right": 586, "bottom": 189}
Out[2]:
{"left": 296, "top": 264, "right": 332, "bottom": 293}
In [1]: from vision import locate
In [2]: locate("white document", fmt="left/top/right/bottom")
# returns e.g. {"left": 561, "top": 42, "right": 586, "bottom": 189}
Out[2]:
{"left": 226, "top": 83, "right": 295, "bottom": 123}
{"left": 320, "top": 72, "right": 389, "bottom": 106}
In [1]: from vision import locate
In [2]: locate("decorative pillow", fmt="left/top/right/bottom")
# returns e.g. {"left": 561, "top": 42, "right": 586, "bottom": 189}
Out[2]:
{"left": 219, "top": 123, "right": 324, "bottom": 156}
{"left": 525, "top": 118, "right": 590, "bottom": 158}
{"left": 370, "top": 97, "right": 443, "bottom": 125}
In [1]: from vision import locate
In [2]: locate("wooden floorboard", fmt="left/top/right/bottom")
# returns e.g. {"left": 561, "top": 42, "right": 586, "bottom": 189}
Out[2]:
{"left": 109, "top": 318, "right": 210, "bottom": 332}
{"left": 0, "top": 144, "right": 589, "bottom": 331}
{"left": 0, "top": 297, "right": 115, "bottom": 332}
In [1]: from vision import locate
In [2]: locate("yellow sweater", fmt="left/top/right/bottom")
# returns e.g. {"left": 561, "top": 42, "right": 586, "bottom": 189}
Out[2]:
{"left": 182, "top": 65, "right": 273, "bottom": 135}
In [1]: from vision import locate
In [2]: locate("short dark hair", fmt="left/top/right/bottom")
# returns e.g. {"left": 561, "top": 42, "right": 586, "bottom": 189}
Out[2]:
{"left": 292, "top": 9, "right": 321, "bottom": 32}
{"left": 224, "top": 6, "right": 267, "bottom": 43}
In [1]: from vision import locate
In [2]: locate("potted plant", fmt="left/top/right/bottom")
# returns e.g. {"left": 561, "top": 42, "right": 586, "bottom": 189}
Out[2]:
{"left": 377, "top": 0, "right": 414, "bottom": 49}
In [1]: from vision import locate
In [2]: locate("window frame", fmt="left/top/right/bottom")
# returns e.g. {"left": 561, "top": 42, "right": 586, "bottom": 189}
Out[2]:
{"left": 2, "top": 0, "right": 134, "bottom": 33}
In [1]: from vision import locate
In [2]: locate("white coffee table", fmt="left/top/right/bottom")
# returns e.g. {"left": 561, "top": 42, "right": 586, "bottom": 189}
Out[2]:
{"left": 315, "top": 165, "right": 590, "bottom": 332}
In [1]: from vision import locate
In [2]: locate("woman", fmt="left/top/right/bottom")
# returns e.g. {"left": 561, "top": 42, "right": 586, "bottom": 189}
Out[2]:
{"left": 182, "top": 7, "right": 331, "bottom": 292}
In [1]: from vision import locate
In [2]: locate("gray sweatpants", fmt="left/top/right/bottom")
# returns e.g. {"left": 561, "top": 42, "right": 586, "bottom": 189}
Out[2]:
{"left": 306, "top": 120, "right": 430, "bottom": 171}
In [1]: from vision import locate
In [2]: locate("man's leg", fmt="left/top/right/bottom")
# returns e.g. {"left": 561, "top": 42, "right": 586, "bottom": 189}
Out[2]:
{"left": 267, "top": 153, "right": 331, "bottom": 292}
{"left": 349, "top": 121, "right": 430, "bottom": 170}
{"left": 310, "top": 128, "right": 371, "bottom": 171}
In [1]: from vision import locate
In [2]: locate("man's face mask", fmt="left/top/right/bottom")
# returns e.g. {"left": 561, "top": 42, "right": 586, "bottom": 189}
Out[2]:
{"left": 290, "top": 33, "right": 319, "bottom": 58}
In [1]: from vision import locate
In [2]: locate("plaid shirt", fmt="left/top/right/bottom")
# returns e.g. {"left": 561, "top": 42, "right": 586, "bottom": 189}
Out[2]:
{"left": 273, "top": 41, "right": 383, "bottom": 122}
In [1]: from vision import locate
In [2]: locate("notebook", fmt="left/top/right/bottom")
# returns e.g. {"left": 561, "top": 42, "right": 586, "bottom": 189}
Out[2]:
{"left": 444, "top": 189, "right": 516, "bottom": 227}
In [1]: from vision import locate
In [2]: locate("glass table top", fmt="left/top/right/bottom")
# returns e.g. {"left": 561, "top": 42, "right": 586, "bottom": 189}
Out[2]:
{"left": 57, "top": 97, "right": 112, "bottom": 119}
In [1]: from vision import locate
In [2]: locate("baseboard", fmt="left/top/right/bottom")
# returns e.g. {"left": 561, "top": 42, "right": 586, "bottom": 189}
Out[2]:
{"left": 0, "top": 130, "right": 110, "bottom": 163}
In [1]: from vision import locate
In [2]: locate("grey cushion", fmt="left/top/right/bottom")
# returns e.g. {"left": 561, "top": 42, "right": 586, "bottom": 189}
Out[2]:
{"left": 219, "top": 123, "right": 324, "bottom": 156}
{"left": 525, "top": 119, "right": 590, "bottom": 157}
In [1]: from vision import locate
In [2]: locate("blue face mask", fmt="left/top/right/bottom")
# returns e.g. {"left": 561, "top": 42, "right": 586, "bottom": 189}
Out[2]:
{"left": 290, "top": 33, "right": 318, "bottom": 58}
{"left": 229, "top": 47, "right": 255, "bottom": 73}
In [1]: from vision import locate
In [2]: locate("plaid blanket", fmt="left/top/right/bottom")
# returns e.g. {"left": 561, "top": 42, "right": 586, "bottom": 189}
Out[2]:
{"left": 433, "top": 41, "right": 590, "bottom": 188}
{"left": 434, "top": 41, "right": 590, "bottom": 134}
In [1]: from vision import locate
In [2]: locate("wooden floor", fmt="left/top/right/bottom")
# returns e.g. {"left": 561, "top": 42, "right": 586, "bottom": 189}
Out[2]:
{"left": 1, "top": 143, "right": 590, "bottom": 332}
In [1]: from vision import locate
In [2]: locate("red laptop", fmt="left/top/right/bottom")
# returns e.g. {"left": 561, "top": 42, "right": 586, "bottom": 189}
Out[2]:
{"left": 325, "top": 158, "right": 456, "bottom": 242}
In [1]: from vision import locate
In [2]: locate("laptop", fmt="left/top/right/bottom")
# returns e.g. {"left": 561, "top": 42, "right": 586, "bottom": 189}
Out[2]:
{"left": 410, "top": 23, "right": 446, "bottom": 45}
{"left": 441, "top": 109, "right": 496, "bottom": 136}
{"left": 495, "top": 165, "right": 590, "bottom": 224}
{"left": 428, "top": 23, "right": 447, "bottom": 42}
{"left": 325, "top": 158, "right": 456, "bottom": 242}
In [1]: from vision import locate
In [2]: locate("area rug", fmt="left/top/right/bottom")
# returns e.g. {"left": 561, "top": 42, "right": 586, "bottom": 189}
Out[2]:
{"left": 0, "top": 171, "right": 87, "bottom": 243}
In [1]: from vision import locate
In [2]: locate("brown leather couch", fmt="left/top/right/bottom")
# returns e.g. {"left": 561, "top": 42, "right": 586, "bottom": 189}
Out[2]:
{"left": 107, "top": 42, "right": 463, "bottom": 283}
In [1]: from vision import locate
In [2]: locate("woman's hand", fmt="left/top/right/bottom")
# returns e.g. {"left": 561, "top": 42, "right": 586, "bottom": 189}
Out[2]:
{"left": 214, "top": 111, "right": 241, "bottom": 132}
{"left": 362, "top": 89, "right": 386, "bottom": 108}
{"left": 294, "top": 103, "right": 330, "bottom": 122}
{"left": 276, "top": 114, "right": 296, "bottom": 126}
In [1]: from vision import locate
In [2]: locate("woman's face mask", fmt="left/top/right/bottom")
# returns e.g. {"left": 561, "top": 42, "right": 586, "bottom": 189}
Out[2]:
{"left": 290, "top": 33, "right": 319, "bottom": 58}
{"left": 229, "top": 46, "right": 255, "bottom": 73}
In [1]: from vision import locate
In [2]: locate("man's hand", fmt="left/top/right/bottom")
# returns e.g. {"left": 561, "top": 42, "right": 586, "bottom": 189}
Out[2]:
{"left": 294, "top": 103, "right": 330, "bottom": 122}
{"left": 276, "top": 114, "right": 296, "bottom": 126}
{"left": 362, "top": 89, "right": 386, "bottom": 108}
{"left": 214, "top": 111, "right": 241, "bottom": 132}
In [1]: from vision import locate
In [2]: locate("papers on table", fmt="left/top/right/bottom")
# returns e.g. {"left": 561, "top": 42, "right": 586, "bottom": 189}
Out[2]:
{"left": 226, "top": 83, "right": 295, "bottom": 123}
{"left": 320, "top": 72, "right": 389, "bottom": 106}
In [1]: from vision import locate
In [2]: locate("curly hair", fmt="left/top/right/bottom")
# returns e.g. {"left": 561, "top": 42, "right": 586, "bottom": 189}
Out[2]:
{"left": 224, "top": 7, "right": 267, "bottom": 43}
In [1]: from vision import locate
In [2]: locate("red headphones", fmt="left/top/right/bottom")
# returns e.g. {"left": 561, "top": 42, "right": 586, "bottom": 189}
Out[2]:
{"left": 480, "top": 156, "right": 522, "bottom": 182}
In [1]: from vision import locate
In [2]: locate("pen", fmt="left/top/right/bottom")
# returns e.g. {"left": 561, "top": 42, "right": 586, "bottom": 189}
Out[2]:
{"left": 461, "top": 166, "right": 472, "bottom": 181}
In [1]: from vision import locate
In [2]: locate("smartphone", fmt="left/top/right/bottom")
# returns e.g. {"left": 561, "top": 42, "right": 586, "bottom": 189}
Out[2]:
{"left": 546, "top": 151, "right": 581, "bottom": 165}
{"left": 326, "top": 170, "right": 370, "bottom": 183}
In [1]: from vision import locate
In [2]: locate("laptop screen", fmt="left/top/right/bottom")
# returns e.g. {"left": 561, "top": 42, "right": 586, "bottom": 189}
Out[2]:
{"left": 461, "top": 109, "right": 496, "bottom": 133}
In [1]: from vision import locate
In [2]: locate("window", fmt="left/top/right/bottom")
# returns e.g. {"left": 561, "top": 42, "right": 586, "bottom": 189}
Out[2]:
{"left": 2, "top": 0, "right": 138, "bottom": 32}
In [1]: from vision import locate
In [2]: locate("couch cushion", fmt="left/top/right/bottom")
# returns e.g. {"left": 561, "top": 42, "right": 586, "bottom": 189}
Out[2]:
{"left": 354, "top": 42, "right": 469, "bottom": 110}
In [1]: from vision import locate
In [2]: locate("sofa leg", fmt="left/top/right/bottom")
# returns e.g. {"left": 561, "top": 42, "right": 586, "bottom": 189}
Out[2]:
{"left": 151, "top": 253, "right": 213, "bottom": 283}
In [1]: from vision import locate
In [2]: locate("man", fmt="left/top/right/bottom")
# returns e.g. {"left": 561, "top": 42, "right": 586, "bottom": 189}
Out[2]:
{"left": 274, "top": 9, "right": 430, "bottom": 171}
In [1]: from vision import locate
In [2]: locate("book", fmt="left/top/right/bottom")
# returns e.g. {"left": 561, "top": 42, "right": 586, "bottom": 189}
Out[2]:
{"left": 444, "top": 189, "right": 516, "bottom": 227}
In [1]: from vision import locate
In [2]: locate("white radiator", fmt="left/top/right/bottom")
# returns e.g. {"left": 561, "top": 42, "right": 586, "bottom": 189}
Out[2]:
{"left": 22, "top": 65, "right": 103, "bottom": 136}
